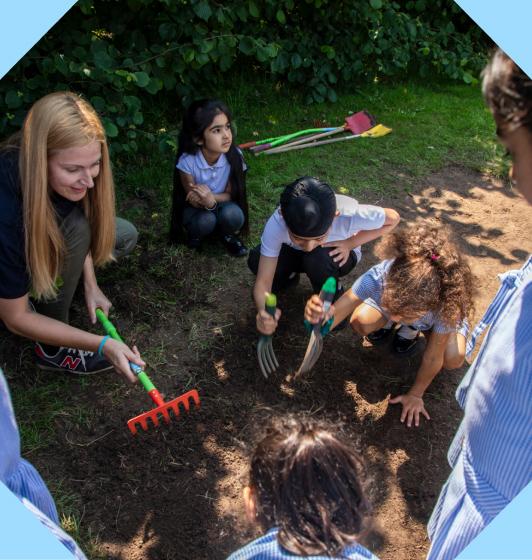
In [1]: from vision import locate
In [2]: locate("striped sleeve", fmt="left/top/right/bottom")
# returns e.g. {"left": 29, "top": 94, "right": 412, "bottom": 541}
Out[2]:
{"left": 351, "top": 260, "right": 391, "bottom": 303}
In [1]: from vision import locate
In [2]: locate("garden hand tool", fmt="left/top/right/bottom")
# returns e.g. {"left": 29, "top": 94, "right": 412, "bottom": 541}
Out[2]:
{"left": 249, "top": 128, "right": 337, "bottom": 153}
{"left": 96, "top": 309, "right": 200, "bottom": 435}
{"left": 261, "top": 123, "right": 392, "bottom": 156}
{"left": 266, "top": 110, "right": 376, "bottom": 152}
{"left": 239, "top": 128, "right": 334, "bottom": 150}
{"left": 295, "top": 277, "right": 337, "bottom": 378}
{"left": 257, "top": 293, "right": 279, "bottom": 378}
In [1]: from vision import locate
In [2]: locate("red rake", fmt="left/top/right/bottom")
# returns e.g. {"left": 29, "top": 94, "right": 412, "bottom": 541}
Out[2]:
{"left": 96, "top": 309, "right": 200, "bottom": 435}
{"left": 126, "top": 387, "right": 200, "bottom": 435}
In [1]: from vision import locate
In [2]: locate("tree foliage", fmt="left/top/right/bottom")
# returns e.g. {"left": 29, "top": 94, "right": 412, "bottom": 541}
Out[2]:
{"left": 0, "top": 0, "right": 489, "bottom": 152}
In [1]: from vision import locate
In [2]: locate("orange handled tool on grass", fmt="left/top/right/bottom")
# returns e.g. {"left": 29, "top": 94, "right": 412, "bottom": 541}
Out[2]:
{"left": 96, "top": 309, "right": 200, "bottom": 435}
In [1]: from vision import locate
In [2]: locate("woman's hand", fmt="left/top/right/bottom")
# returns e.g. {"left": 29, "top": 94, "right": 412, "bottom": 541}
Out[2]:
{"left": 85, "top": 284, "right": 112, "bottom": 324}
{"left": 256, "top": 308, "right": 281, "bottom": 336}
{"left": 389, "top": 393, "right": 430, "bottom": 427}
{"left": 102, "top": 339, "right": 145, "bottom": 384}
{"left": 322, "top": 238, "right": 353, "bottom": 266}
{"left": 304, "top": 295, "right": 335, "bottom": 325}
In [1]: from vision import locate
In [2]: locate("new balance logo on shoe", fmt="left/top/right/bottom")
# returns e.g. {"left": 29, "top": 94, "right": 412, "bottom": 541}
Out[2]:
{"left": 60, "top": 356, "right": 82, "bottom": 370}
{"left": 35, "top": 343, "right": 114, "bottom": 375}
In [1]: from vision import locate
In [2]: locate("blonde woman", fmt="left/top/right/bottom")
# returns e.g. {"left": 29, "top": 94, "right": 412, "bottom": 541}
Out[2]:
{"left": 0, "top": 92, "right": 143, "bottom": 381}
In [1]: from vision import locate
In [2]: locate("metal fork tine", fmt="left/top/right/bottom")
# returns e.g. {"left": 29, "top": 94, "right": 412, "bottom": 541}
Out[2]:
{"left": 257, "top": 339, "right": 270, "bottom": 378}
{"left": 264, "top": 342, "right": 276, "bottom": 374}
{"left": 267, "top": 341, "right": 279, "bottom": 369}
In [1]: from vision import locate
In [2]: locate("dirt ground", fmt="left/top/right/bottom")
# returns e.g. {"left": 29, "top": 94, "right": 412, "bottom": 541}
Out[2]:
{"left": 4, "top": 167, "right": 532, "bottom": 560}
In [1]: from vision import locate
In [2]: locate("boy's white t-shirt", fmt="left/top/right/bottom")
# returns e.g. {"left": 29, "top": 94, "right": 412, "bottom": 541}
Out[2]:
{"left": 260, "top": 194, "right": 386, "bottom": 261}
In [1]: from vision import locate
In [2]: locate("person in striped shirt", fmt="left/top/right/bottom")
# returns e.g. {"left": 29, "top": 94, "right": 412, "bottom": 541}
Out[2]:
{"left": 227, "top": 415, "right": 379, "bottom": 560}
{"left": 304, "top": 221, "right": 474, "bottom": 427}
{"left": 0, "top": 368, "right": 86, "bottom": 559}
{"left": 426, "top": 49, "right": 532, "bottom": 560}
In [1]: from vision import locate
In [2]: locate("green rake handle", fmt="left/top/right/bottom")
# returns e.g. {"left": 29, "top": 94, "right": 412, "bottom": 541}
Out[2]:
{"left": 95, "top": 309, "right": 162, "bottom": 404}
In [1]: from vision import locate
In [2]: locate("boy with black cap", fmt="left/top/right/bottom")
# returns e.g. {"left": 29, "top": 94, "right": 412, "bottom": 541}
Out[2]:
{"left": 248, "top": 176, "right": 400, "bottom": 335}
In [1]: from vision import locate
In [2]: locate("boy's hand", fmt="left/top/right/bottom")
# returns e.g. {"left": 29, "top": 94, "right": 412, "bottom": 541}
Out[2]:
{"left": 322, "top": 238, "right": 352, "bottom": 266}
{"left": 389, "top": 393, "right": 430, "bottom": 427}
{"left": 256, "top": 308, "right": 281, "bottom": 335}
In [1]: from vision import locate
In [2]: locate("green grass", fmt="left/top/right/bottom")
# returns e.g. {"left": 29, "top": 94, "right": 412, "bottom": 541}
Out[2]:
{"left": 117, "top": 76, "right": 505, "bottom": 246}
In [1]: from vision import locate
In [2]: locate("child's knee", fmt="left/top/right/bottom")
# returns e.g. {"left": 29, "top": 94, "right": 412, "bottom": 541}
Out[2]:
{"left": 218, "top": 203, "right": 244, "bottom": 229}
{"left": 443, "top": 352, "right": 465, "bottom": 370}
{"left": 350, "top": 315, "right": 373, "bottom": 336}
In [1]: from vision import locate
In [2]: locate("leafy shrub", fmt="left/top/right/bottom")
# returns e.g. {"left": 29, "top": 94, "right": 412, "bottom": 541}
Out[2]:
{"left": 0, "top": 0, "right": 489, "bottom": 152}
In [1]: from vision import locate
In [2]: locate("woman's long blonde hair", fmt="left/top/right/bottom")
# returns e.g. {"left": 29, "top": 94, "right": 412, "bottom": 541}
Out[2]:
{"left": 9, "top": 92, "right": 116, "bottom": 300}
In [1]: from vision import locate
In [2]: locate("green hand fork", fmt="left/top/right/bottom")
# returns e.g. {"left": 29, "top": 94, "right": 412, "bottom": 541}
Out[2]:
{"left": 257, "top": 293, "right": 279, "bottom": 378}
{"left": 96, "top": 309, "right": 200, "bottom": 435}
{"left": 296, "top": 277, "right": 337, "bottom": 378}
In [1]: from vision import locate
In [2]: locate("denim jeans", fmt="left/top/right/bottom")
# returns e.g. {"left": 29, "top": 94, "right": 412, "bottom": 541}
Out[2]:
{"left": 182, "top": 201, "right": 244, "bottom": 240}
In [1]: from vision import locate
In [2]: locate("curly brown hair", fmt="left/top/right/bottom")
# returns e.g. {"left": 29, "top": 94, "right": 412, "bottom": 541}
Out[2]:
{"left": 249, "top": 415, "right": 370, "bottom": 557}
{"left": 376, "top": 221, "right": 475, "bottom": 328}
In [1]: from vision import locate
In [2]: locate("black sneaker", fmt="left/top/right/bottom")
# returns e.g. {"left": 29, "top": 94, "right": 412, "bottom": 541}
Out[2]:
{"left": 35, "top": 343, "right": 114, "bottom": 375}
{"left": 222, "top": 234, "right": 248, "bottom": 257}
{"left": 367, "top": 325, "right": 395, "bottom": 343}
{"left": 392, "top": 326, "right": 420, "bottom": 354}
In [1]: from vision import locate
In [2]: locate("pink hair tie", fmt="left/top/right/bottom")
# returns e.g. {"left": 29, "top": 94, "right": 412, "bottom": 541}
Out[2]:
{"left": 430, "top": 253, "right": 440, "bottom": 262}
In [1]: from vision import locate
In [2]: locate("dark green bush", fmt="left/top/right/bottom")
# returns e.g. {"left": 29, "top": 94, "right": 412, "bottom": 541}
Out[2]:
{"left": 0, "top": 0, "right": 489, "bottom": 152}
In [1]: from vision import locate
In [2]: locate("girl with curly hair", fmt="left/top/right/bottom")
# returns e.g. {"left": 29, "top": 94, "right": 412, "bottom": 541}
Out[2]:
{"left": 227, "top": 415, "right": 378, "bottom": 559}
{"left": 304, "top": 221, "right": 474, "bottom": 428}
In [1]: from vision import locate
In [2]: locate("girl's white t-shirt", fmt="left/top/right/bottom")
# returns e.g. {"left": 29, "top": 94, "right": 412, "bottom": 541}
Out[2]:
{"left": 176, "top": 149, "right": 247, "bottom": 194}
{"left": 260, "top": 194, "right": 386, "bottom": 260}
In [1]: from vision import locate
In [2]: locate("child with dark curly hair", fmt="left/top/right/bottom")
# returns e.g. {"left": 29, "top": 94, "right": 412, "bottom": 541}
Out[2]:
{"left": 305, "top": 221, "right": 475, "bottom": 428}
{"left": 227, "top": 415, "right": 378, "bottom": 560}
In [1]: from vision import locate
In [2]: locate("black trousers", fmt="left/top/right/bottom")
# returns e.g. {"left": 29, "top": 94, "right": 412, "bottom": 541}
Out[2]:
{"left": 248, "top": 243, "right": 357, "bottom": 295}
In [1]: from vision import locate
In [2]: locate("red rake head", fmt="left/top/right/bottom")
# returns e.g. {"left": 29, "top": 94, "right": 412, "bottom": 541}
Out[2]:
{"left": 344, "top": 110, "right": 376, "bottom": 135}
{"left": 127, "top": 389, "right": 200, "bottom": 435}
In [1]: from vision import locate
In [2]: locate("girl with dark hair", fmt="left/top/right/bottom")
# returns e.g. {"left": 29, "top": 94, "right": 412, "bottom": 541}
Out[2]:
{"left": 169, "top": 99, "right": 249, "bottom": 256}
{"left": 227, "top": 415, "right": 378, "bottom": 560}
{"left": 305, "top": 221, "right": 475, "bottom": 428}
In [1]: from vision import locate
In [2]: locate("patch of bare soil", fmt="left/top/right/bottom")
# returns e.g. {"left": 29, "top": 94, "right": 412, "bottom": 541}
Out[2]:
{"left": 4, "top": 167, "right": 531, "bottom": 560}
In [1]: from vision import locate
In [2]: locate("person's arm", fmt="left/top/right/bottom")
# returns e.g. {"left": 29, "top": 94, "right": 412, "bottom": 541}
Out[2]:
{"left": 83, "top": 253, "right": 112, "bottom": 324}
{"left": 347, "top": 207, "right": 400, "bottom": 248}
{"left": 253, "top": 255, "right": 281, "bottom": 335}
{"left": 389, "top": 331, "right": 450, "bottom": 427}
{"left": 0, "top": 295, "right": 144, "bottom": 383}
{"left": 213, "top": 178, "right": 232, "bottom": 203}
{"left": 323, "top": 208, "right": 400, "bottom": 265}
{"left": 304, "top": 289, "right": 363, "bottom": 330}
{"left": 179, "top": 170, "right": 231, "bottom": 207}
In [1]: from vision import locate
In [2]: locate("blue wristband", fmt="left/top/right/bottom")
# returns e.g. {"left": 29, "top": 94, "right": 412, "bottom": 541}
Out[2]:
{"left": 97, "top": 335, "right": 110, "bottom": 357}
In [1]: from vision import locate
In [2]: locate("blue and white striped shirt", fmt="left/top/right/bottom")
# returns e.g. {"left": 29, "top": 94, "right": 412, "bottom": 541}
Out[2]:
{"left": 351, "top": 259, "right": 468, "bottom": 335}
{"left": 0, "top": 369, "right": 86, "bottom": 559}
{"left": 227, "top": 527, "right": 379, "bottom": 559}
{"left": 427, "top": 256, "right": 532, "bottom": 560}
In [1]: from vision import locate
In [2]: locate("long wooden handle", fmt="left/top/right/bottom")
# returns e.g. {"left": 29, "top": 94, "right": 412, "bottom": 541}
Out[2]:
{"left": 259, "top": 132, "right": 362, "bottom": 155}
{"left": 276, "top": 126, "right": 345, "bottom": 149}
